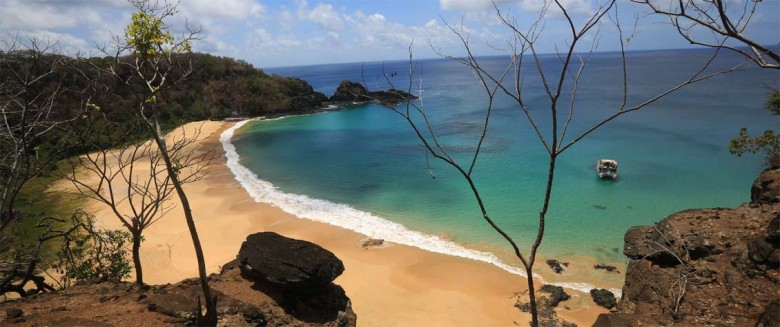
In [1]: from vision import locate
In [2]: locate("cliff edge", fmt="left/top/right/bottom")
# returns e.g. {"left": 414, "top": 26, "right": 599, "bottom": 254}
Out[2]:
{"left": 595, "top": 165, "right": 780, "bottom": 326}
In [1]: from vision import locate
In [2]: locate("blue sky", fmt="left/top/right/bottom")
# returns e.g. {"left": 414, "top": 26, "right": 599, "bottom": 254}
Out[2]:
{"left": 1, "top": 0, "right": 778, "bottom": 68}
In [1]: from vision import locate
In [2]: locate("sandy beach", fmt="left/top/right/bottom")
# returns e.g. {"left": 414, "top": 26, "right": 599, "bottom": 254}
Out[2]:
{"left": 58, "top": 120, "right": 606, "bottom": 326}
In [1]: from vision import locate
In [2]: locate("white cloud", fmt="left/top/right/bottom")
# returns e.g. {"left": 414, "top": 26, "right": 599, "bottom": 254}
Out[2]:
{"left": 181, "top": 0, "right": 265, "bottom": 20}
{"left": 346, "top": 12, "right": 458, "bottom": 51}
{"left": 4, "top": 30, "right": 91, "bottom": 56}
{"left": 279, "top": 9, "right": 295, "bottom": 30}
{"left": 440, "top": 0, "right": 594, "bottom": 16}
{"left": 299, "top": 2, "right": 344, "bottom": 31}
{"left": 0, "top": 0, "right": 105, "bottom": 30}
{"left": 440, "top": 0, "right": 514, "bottom": 11}
{"left": 250, "top": 28, "right": 302, "bottom": 50}
{"left": 519, "top": 0, "right": 593, "bottom": 15}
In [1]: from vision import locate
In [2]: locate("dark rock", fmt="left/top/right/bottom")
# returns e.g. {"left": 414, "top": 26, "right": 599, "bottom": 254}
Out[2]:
{"left": 329, "top": 81, "right": 369, "bottom": 103}
{"left": 590, "top": 289, "right": 617, "bottom": 309}
{"left": 6, "top": 317, "right": 24, "bottom": 324}
{"left": 752, "top": 168, "right": 780, "bottom": 204}
{"left": 539, "top": 285, "right": 570, "bottom": 307}
{"left": 748, "top": 237, "right": 778, "bottom": 265}
{"left": 757, "top": 300, "right": 780, "bottom": 327}
{"left": 768, "top": 216, "right": 780, "bottom": 243}
{"left": 545, "top": 259, "right": 567, "bottom": 274}
{"left": 5, "top": 308, "right": 22, "bottom": 318}
{"left": 238, "top": 232, "right": 345, "bottom": 292}
{"left": 142, "top": 293, "right": 195, "bottom": 319}
{"left": 360, "top": 238, "right": 384, "bottom": 249}
{"left": 239, "top": 304, "right": 265, "bottom": 322}
{"left": 594, "top": 264, "right": 619, "bottom": 273}
{"left": 328, "top": 80, "right": 417, "bottom": 104}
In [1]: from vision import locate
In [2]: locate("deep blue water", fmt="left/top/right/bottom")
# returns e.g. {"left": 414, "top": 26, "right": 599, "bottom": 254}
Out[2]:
{"left": 231, "top": 49, "right": 778, "bottom": 288}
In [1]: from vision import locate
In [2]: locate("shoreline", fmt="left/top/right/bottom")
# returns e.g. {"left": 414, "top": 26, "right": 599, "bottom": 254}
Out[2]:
{"left": 227, "top": 117, "right": 624, "bottom": 295}
{"left": 65, "top": 120, "right": 607, "bottom": 326}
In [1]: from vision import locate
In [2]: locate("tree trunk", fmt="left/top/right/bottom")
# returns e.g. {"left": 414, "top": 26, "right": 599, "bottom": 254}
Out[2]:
{"left": 149, "top": 125, "right": 217, "bottom": 326}
{"left": 525, "top": 265, "right": 538, "bottom": 327}
{"left": 132, "top": 231, "right": 143, "bottom": 286}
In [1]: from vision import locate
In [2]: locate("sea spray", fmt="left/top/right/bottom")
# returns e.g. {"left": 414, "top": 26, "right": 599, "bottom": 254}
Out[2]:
{"left": 221, "top": 119, "right": 621, "bottom": 296}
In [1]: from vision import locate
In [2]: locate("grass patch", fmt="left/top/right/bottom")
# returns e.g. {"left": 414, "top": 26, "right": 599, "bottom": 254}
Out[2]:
{"left": 6, "top": 163, "right": 87, "bottom": 258}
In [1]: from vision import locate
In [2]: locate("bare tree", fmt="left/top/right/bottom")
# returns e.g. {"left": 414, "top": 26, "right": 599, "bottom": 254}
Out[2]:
{"left": 373, "top": 1, "right": 742, "bottom": 325}
{"left": 632, "top": 0, "right": 779, "bottom": 69}
{"left": 92, "top": 0, "right": 218, "bottom": 323}
{"left": 63, "top": 120, "right": 214, "bottom": 286}
{"left": 0, "top": 36, "right": 81, "bottom": 297}
{"left": 0, "top": 37, "right": 74, "bottom": 230}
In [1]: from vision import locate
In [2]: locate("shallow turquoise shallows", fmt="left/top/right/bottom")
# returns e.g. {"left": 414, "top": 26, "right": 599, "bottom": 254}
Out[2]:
{"left": 231, "top": 49, "right": 779, "bottom": 289}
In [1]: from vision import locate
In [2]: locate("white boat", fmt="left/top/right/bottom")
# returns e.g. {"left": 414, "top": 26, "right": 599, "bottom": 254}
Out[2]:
{"left": 596, "top": 159, "right": 618, "bottom": 179}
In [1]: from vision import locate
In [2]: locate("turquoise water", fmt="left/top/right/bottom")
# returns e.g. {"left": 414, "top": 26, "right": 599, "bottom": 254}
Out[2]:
{"left": 231, "top": 49, "right": 778, "bottom": 288}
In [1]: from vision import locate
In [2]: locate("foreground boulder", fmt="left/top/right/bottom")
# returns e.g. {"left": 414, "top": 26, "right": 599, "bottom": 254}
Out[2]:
{"left": 238, "top": 232, "right": 345, "bottom": 292}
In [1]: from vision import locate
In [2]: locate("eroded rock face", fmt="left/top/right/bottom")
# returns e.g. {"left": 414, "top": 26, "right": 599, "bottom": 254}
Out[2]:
{"left": 753, "top": 168, "right": 780, "bottom": 204}
{"left": 597, "top": 168, "right": 780, "bottom": 326}
{"left": 237, "top": 232, "right": 345, "bottom": 292}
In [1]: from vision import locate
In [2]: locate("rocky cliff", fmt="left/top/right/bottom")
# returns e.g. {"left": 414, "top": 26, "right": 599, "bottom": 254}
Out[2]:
{"left": 595, "top": 165, "right": 780, "bottom": 326}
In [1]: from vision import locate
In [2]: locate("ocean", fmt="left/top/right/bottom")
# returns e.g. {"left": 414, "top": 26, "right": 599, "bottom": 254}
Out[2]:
{"left": 224, "top": 48, "right": 779, "bottom": 292}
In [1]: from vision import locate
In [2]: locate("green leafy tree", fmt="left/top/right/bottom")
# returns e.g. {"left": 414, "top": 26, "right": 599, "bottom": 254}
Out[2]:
{"left": 729, "top": 90, "right": 780, "bottom": 166}
{"left": 96, "top": 0, "right": 217, "bottom": 324}
{"left": 53, "top": 218, "right": 133, "bottom": 286}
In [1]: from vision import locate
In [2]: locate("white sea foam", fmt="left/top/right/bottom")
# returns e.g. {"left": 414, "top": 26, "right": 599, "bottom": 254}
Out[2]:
{"left": 220, "top": 119, "right": 622, "bottom": 297}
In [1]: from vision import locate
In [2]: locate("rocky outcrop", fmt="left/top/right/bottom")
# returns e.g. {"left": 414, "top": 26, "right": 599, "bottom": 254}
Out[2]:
{"left": 0, "top": 233, "right": 357, "bottom": 327}
{"left": 590, "top": 289, "right": 617, "bottom": 309}
{"left": 235, "top": 232, "right": 355, "bottom": 326}
{"left": 753, "top": 168, "right": 780, "bottom": 204}
{"left": 238, "top": 232, "right": 345, "bottom": 292}
{"left": 596, "top": 167, "right": 780, "bottom": 326}
{"left": 328, "top": 80, "right": 417, "bottom": 105}
{"left": 540, "top": 285, "right": 570, "bottom": 307}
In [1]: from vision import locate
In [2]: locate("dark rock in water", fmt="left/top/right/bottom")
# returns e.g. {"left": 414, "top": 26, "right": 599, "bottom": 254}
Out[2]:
{"left": 590, "top": 289, "right": 617, "bottom": 309}
{"left": 5, "top": 308, "right": 22, "bottom": 318}
{"left": 757, "top": 300, "right": 780, "bottom": 327}
{"left": 545, "top": 259, "right": 567, "bottom": 274}
{"left": 328, "top": 80, "right": 417, "bottom": 104}
{"left": 594, "top": 264, "right": 619, "bottom": 273}
{"left": 238, "top": 232, "right": 345, "bottom": 292}
{"left": 329, "top": 81, "right": 369, "bottom": 103}
{"left": 539, "top": 285, "right": 570, "bottom": 307}
{"left": 752, "top": 168, "right": 780, "bottom": 204}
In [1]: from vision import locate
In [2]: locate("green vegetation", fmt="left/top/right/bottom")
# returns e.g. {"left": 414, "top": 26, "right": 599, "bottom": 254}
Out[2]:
{"left": 729, "top": 90, "right": 780, "bottom": 166}
{"left": 54, "top": 225, "right": 133, "bottom": 286}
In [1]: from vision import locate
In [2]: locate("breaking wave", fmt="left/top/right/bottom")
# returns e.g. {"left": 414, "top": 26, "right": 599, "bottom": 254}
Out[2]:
{"left": 220, "top": 119, "right": 620, "bottom": 296}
